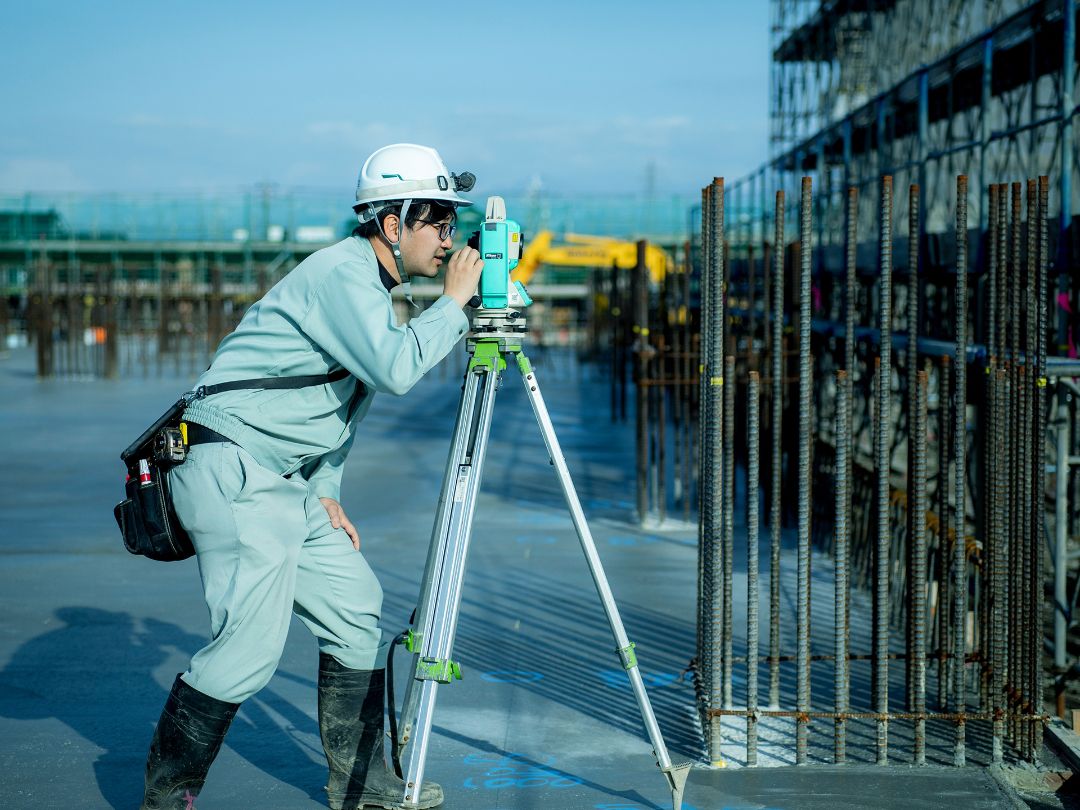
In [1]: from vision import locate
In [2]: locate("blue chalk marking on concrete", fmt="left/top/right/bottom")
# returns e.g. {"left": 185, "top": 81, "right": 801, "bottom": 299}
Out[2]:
{"left": 479, "top": 670, "right": 544, "bottom": 683}
{"left": 462, "top": 752, "right": 582, "bottom": 790}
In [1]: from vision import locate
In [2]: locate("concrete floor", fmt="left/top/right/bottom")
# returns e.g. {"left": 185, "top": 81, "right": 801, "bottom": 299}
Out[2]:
{"left": 0, "top": 343, "right": 1041, "bottom": 809}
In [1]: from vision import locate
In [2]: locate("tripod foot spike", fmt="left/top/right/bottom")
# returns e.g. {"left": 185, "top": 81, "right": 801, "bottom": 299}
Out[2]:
{"left": 662, "top": 760, "right": 692, "bottom": 810}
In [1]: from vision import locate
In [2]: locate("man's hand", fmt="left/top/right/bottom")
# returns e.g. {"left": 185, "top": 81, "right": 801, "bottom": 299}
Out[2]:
{"left": 443, "top": 245, "right": 484, "bottom": 308}
{"left": 319, "top": 497, "right": 360, "bottom": 550}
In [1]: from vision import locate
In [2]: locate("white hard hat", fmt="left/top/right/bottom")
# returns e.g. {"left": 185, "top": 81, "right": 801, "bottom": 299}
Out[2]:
{"left": 354, "top": 143, "right": 474, "bottom": 220}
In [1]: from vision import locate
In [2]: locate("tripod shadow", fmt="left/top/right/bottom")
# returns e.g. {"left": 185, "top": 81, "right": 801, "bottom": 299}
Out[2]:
{"left": 380, "top": 563, "right": 703, "bottom": 763}
{"left": 435, "top": 723, "right": 670, "bottom": 810}
{"left": 0, "top": 606, "right": 332, "bottom": 807}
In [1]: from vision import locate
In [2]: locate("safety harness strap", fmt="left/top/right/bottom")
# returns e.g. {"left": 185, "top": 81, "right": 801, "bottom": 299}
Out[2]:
{"left": 195, "top": 367, "right": 352, "bottom": 398}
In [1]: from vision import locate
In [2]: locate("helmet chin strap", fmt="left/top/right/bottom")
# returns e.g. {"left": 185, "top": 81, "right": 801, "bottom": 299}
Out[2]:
{"left": 375, "top": 198, "right": 418, "bottom": 310}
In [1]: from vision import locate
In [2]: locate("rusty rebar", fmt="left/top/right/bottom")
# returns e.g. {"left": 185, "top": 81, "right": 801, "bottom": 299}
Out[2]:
{"left": 875, "top": 175, "right": 894, "bottom": 765}
{"left": 913, "top": 370, "right": 929, "bottom": 765}
{"left": 834, "top": 369, "right": 851, "bottom": 764}
{"left": 907, "top": 183, "right": 920, "bottom": 709}
{"left": 938, "top": 354, "right": 952, "bottom": 711}
{"left": 796, "top": 176, "right": 813, "bottom": 765}
{"left": 992, "top": 366, "right": 1007, "bottom": 763}
{"left": 1033, "top": 176, "right": 1049, "bottom": 755}
{"left": 845, "top": 187, "right": 858, "bottom": 381}
{"left": 996, "top": 186, "right": 1009, "bottom": 364}
{"left": 988, "top": 184, "right": 1000, "bottom": 363}
{"left": 1020, "top": 179, "right": 1035, "bottom": 758}
{"left": 770, "top": 190, "right": 785, "bottom": 711}
{"left": 707, "top": 178, "right": 727, "bottom": 762}
{"left": 747, "top": 371, "right": 761, "bottom": 766}
{"left": 723, "top": 352, "right": 736, "bottom": 710}
{"left": 1008, "top": 181, "right": 1022, "bottom": 750}
{"left": 952, "top": 175, "right": 970, "bottom": 767}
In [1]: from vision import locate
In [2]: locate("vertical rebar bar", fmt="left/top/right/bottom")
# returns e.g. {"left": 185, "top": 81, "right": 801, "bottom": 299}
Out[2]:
{"left": 996, "top": 188, "right": 1008, "bottom": 364}
{"left": 907, "top": 183, "right": 920, "bottom": 710}
{"left": 1034, "top": 176, "right": 1049, "bottom": 744}
{"left": 1020, "top": 180, "right": 1035, "bottom": 758}
{"left": 770, "top": 190, "right": 785, "bottom": 711}
{"left": 843, "top": 187, "right": 858, "bottom": 726}
{"left": 707, "top": 178, "right": 726, "bottom": 764}
{"left": 845, "top": 187, "right": 858, "bottom": 381}
{"left": 988, "top": 185, "right": 1000, "bottom": 363}
{"left": 875, "top": 175, "right": 894, "bottom": 765}
{"left": 952, "top": 175, "right": 969, "bottom": 766}
{"left": 834, "top": 369, "right": 851, "bottom": 764}
{"left": 695, "top": 183, "right": 712, "bottom": 756}
{"left": 747, "top": 371, "right": 761, "bottom": 766}
{"left": 1008, "top": 181, "right": 1022, "bottom": 749}
{"left": 938, "top": 353, "right": 953, "bottom": 711}
{"left": 913, "top": 370, "right": 929, "bottom": 765}
{"left": 723, "top": 352, "right": 736, "bottom": 710}
{"left": 992, "top": 366, "right": 1007, "bottom": 764}
{"left": 796, "top": 176, "right": 813, "bottom": 764}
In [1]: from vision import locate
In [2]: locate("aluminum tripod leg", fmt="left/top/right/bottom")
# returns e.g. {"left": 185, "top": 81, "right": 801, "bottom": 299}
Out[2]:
{"left": 514, "top": 352, "right": 691, "bottom": 810}
{"left": 395, "top": 341, "right": 690, "bottom": 810}
{"left": 394, "top": 349, "right": 502, "bottom": 807}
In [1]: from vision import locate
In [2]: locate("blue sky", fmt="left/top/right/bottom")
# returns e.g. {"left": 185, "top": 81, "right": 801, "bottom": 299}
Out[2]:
{"left": 1, "top": 1, "right": 770, "bottom": 198}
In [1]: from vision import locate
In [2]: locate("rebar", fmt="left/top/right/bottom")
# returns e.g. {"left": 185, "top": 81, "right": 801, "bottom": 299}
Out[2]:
{"left": 952, "top": 175, "right": 969, "bottom": 766}
{"left": 834, "top": 369, "right": 851, "bottom": 764}
{"left": 706, "top": 179, "right": 729, "bottom": 762}
{"left": 1020, "top": 180, "right": 1035, "bottom": 758}
{"left": 875, "top": 175, "right": 893, "bottom": 765}
{"left": 770, "top": 190, "right": 785, "bottom": 711}
{"left": 1026, "top": 177, "right": 1049, "bottom": 758}
{"left": 796, "top": 177, "right": 813, "bottom": 764}
{"left": 723, "top": 352, "right": 736, "bottom": 710}
{"left": 1008, "top": 181, "right": 1022, "bottom": 750}
{"left": 988, "top": 184, "right": 1000, "bottom": 364}
{"left": 747, "top": 371, "right": 761, "bottom": 766}
{"left": 913, "top": 370, "right": 929, "bottom": 765}
{"left": 906, "top": 183, "right": 920, "bottom": 710}
{"left": 845, "top": 187, "right": 858, "bottom": 381}
{"left": 992, "top": 366, "right": 1007, "bottom": 763}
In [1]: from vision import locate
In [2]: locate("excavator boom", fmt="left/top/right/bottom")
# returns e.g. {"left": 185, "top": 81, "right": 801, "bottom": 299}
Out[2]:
{"left": 511, "top": 230, "right": 671, "bottom": 286}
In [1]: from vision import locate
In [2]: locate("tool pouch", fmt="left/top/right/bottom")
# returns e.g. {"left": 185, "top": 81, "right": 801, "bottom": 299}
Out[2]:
{"left": 114, "top": 397, "right": 195, "bottom": 562}
{"left": 114, "top": 462, "right": 194, "bottom": 561}
{"left": 113, "top": 368, "right": 358, "bottom": 563}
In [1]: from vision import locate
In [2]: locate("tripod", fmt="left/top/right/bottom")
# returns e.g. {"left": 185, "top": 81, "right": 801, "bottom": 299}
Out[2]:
{"left": 390, "top": 312, "right": 690, "bottom": 810}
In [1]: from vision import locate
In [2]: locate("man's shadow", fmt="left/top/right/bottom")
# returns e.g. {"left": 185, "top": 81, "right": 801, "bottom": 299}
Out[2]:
{"left": 0, "top": 606, "right": 326, "bottom": 808}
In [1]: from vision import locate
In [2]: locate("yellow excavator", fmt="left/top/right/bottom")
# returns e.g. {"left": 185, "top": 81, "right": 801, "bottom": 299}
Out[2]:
{"left": 510, "top": 230, "right": 672, "bottom": 286}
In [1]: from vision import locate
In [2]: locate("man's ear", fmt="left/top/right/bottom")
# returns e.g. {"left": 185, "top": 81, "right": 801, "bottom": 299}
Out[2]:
{"left": 382, "top": 213, "right": 401, "bottom": 242}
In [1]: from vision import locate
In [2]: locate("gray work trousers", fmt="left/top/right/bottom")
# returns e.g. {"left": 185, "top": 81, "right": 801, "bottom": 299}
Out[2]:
{"left": 169, "top": 441, "right": 386, "bottom": 704}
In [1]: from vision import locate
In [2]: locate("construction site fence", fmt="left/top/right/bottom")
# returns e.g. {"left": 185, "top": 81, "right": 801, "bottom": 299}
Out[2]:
{"left": 0, "top": 241, "right": 604, "bottom": 383}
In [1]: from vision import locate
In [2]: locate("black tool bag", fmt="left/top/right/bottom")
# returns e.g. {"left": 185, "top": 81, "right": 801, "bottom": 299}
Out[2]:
{"left": 114, "top": 369, "right": 357, "bottom": 562}
{"left": 115, "top": 396, "right": 194, "bottom": 561}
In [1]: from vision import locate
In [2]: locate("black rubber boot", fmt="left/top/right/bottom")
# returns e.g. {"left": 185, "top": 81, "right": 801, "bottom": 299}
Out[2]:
{"left": 141, "top": 674, "right": 239, "bottom": 810}
{"left": 318, "top": 653, "right": 443, "bottom": 810}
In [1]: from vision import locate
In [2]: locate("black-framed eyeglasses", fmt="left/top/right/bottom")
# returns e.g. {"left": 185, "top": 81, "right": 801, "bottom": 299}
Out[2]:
{"left": 417, "top": 219, "right": 456, "bottom": 241}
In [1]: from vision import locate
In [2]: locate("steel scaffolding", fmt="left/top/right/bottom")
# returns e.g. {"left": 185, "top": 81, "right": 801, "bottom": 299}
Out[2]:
{"left": 758, "top": 0, "right": 1077, "bottom": 349}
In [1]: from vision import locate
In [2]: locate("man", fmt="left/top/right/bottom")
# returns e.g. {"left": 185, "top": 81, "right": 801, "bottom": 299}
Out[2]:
{"left": 140, "top": 144, "right": 483, "bottom": 810}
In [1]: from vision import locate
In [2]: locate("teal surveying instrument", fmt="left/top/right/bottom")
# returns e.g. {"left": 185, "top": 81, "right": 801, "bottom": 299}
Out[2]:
{"left": 389, "top": 196, "right": 691, "bottom": 809}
